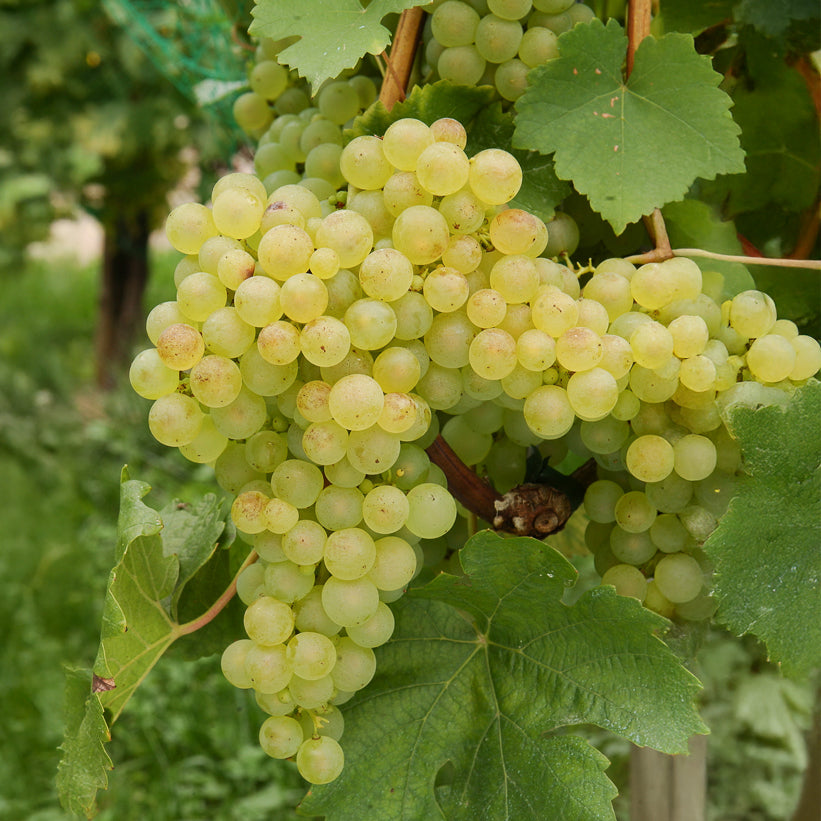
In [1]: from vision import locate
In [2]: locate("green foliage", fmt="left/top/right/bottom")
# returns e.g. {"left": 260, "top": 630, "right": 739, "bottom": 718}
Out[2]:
{"left": 250, "top": 0, "right": 429, "bottom": 90}
{"left": 514, "top": 19, "right": 744, "bottom": 233}
{"left": 707, "top": 380, "right": 821, "bottom": 677}
{"left": 301, "top": 532, "right": 705, "bottom": 820}
{"left": 734, "top": 0, "right": 820, "bottom": 37}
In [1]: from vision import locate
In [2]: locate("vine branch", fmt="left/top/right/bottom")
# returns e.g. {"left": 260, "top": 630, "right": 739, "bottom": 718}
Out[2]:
{"left": 176, "top": 549, "right": 258, "bottom": 637}
{"left": 626, "top": 247, "right": 821, "bottom": 269}
{"left": 378, "top": 7, "right": 424, "bottom": 110}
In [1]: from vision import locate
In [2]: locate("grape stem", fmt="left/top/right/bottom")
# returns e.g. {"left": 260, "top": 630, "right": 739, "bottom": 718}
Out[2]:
{"left": 425, "top": 436, "right": 578, "bottom": 538}
{"left": 625, "top": 248, "right": 821, "bottom": 269}
{"left": 175, "top": 549, "right": 259, "bottom": 637}
{"left": 379, "top": 7, "right": 425, "bottom": 110}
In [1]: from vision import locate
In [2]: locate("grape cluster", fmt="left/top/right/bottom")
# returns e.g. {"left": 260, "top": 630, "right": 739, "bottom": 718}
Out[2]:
{"left": 422, "top": 0, "right": 594, "bottom": 101}
{"left": 131, "top": 112, "right": 820, "bottom": 783}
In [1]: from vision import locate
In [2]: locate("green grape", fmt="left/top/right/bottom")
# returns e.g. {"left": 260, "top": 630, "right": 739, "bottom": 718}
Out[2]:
{"left": 176, "top": 272, "right": 227, "bottom": 322}
{"left": 518, "top": 25, "right": 558, "bottom": 66}
{"left": 296, "top": 381, "right": 332, "bottom": 424}
{"left": 244, "top": 596, "right": 295, "bottom": 646}
{"left": 323, "top": 528, "right": 377, "bottom": 580}
{"left": 653, "top": 553, "right": 704, "bottom": 603}
{"left": 437, "top": 45, "right": 487, "bottom": 85}
{"left": 643, "top": 580, "right": 676, "bottom": 618}
{"left": 211, "top": 387, "right": 267, "bottom": 440}
{"left": 678, "top": 505, "right": 718, "bottom": 542}
{"left": 494, "top": 58, "right": 529, "bottom": 100}
{"left": 432, "top": 0, "right": 481, "bottom": 46}
{"left": 348, "top": 190, "right": 394, "bottom": 240}
{"left": 566, "top": 367, "right": 619, "bottom": 420}
{"left": 239, "top": 348, "right": 299, "bottom": 397}
{"left": 600, "top": 563, "right": 647, "bottom": 602}
{"left": 339, "top": 136, "right": 393, "bottom": 190}
{"left": 359, "top": 248, "right": 414, "bottom": 302}
{"left": 278, "top": 274, "right": 328, "bottom": 324}
{"left": 425, "top": 311, "right": 477, "bottom": 369}
{"left": 289, "top": 673, "right": 335, "bottom": 710}
{"left": 649, "top": 513, "right": 690, "bottom": 554}
{"left": 438, "top": 189, "right": 486, "bottom": 235}
{"left": 673, "top": 434, "right": 717, "bottom": 481}
{"left": 249, "top": 59, "right": 289, "bottom": 100}
{"left": 430, "top": 116, "right": 468, "bottom": 147}
{"left": 416, "top": 142, "right": 471, "bottom": 197}
{"left": 467, "top": 288, "right": 508, "bottom": 328}
{"left": 679, "top": 355, "right": 717, "bottom": 392}
{"left": 282, "top": 520, "right": 328, "bottom": 565}
{"left": 405, "top": 483, "right": 457, "bottom": 539}
{"left": 148, "top": 393, "right": 204, "bottom": 447}
{"left": 583, "top": 479, "right": 624, "bottom": 524}
{"left": 442, "top": 413, "right": 493, "bottom": 464}
{"left": 392, "top": 205, "right": 450, "bottom": 265}
{"left": 442, "top": 233, "right": 483, "bottom": 273}
{"left": 728, "top": 289, "right": 777, "bottom": 339}
{"left": 667, "top": 314, "right": 709, "bottom": 358}
{"left": 156, "top": 323, "right": 204, "bottom": 370}
{"left": 629, "top": 360, "right": 680, "bottom": 404}
{"left": 317, "top": 80, "right": 360, "bottom": 125}
{"left": 362, "top": 485, "right": 410, "bottom": 534}
{"left": 555, "top": 326, "right": 603, "bottom": 372}
{"left": 146, "top": 300, "right": 190, "bottom": 344}
{"left": 382, "top": 118, "right": 435, "bottom": 171}
{"left": 474, "top": 14, "right": 523, "bottom": 63}
{"left": 522, "top": 384, "right": 574, "bottom": 439}
{"left": 272, "top": 459, "right": 324, "bottom": 508}
{"left": 257, "top": 224, "right": 314, "bottom": 280}
{"left": 178, "top": 416, "right": 228, "bottom": 464}
{"left": 610, "top": 527, "right": 656, "bottom": 566}
{"left": 346, "top": 601, "right": 396, "bottom": 647}
{"left": 233, "top": 276, "right": 282, "bottom": 327}
{"left": 259, "top": 715, "right": 303, "bottom": 759}
{"left": 321, "top": 576, "right": 380, "bottom": 626}
{"left": 490, "top": 255, "right": 539, "bottom": 303}
{"left": 468, "top": 148, "right": 522, "bottom": 204}
{"left": 315, "top": 485, "right": 364, "bottom": 531}
{"left": 468, "top": 328, "right": 517, "bottom": 381}
{"left": 296, "top": 735, "right": 345, "bottom": 785}
{"left": 625, "top": 434, "right": 675, "bottom": 483}
{"left": 488, "top": 0, "right": 532, "bottom": 18}
{"left": 316, "top": 210, "right": 374, "bottom": 269}
{"left": 257, "top": 320, "right": 300, "bottom": 366}
{"left": 221, "top": 639, "right": 255, "bottom": 688}
{"left": 328, "top": 374, "right": 384, "bottom": 431}
{"left": 254, "top": 532, "right": 288, "bottom": 563}
{"left": 630, "top": 321, "right": 675, "bottom": 369}
{"left": 231, "top": 490, "right": 270, "bottom": 535}
{"left": 212, "top": 187, "right": 265, "bottom": 240}
{"left": 263, "top": 498, "right": 301, "bottom": 536}
{"left": 383, "top": 171, "right": 434, "bottom": 216}
{"left": 347, "top": 426, "right": 401, "bottom": 474}
{"left": 582, "top": 272, "right": 633, "bottom": 322}
{"left": 255, "top": 687, "right": 297, "bottom": 717}
{"left": 264, "top": 559, "right": 315, "bottom": 603}
{"left": 516, "top": 328, "right": 557, "bottom": 371}
{"left": 373, "top": 347, "right": 422, "bottom": 394}
{"left": 286, "top": 631, "right": 337, "bottom": 680}
{"left": 165, "top": 202, "right": 218, "bottom": 254}
{"left": 233, "top": 91, "right": 272, "bottom": 133}
{"left": 789, "top": 335, "right": 821, "bottom": 380}
{"left": 502, "top": 407, "right": 541, "bottom": 446}
{"left": 304, "top": 142, "right": 345, "bottom": 189}
{"left": 531, "top": 285, "right": 579, "bottom": 337}
{"left": 575, "top": 297, "right": 610, "bottom": 335}
{"left": 331, "top": 637, "right": 377, "bottom": 691}
{"left": 579, "top": 416, "right": 629, "bottom": 455}
{"left": 645, "top": 471, "right": 693, "bottom": 514}
{"left": 129, "top": 348, "right": 179, "bottom": 400}
{"left": 245, "top": 643, "right": 293, "bottom": 694}
{"left": 614, "top": 490, "right": 657, "bottom": 534}
{"left": 214, "top": 441, "right": 264, "bottom": 494}
{"left": 294, "top": 586, "right": 343, "bottom": 636}
{"left": 746, "top": 334, "right": 797, "bottom": 383}
{"left": 189, "top": 355, "right": 242, "bottom": 408}
{"left": 202, "top": 306, "right": 255, "bottom": 359}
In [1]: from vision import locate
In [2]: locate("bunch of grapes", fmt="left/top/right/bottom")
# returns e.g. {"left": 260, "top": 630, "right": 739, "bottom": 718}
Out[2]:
{"left": 130, "top": 111, "right": 820, "bottom": 783}
{"left": 422, "top": 0, "right": 595, "bottom": 100}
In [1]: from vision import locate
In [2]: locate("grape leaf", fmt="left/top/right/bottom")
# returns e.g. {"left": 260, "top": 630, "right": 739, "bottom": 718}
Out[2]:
{"left": 93, "top": 475, "right": 229, "bottom": 719}
{"left": 301, "top": 532, "right": 706, "bottom": 820}
{"left": 56, "top": 667, "right": 113, "bottom": 819}
{"left": 734, "top": 0, "right": 820, "bottom": 37}
{"left": 249, "top": 0, "right": 429, "bottom": 91}
{"left": 703, "top": 50, "right": 821, "bottom": 216}
{"left": 707, "top": 380, "right": 821, "bottom": 677}
{"left": 514, "top": 19, "right": 745, "bottom": 233}
{"left": 655, "top": 0, "right": 735, "bottom": 34}
{"left": 662, "top": 198, "right": 755, "bottom": 298}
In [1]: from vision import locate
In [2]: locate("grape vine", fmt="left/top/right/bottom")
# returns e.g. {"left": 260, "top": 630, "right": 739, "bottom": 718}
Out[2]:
{"left": 59, "top": 2, "right": 821, "bottom": 819}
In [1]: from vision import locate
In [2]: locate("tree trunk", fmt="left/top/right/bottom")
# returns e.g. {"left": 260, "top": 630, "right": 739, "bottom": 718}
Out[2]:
{"left": 630, "top": 735, "right": 707, "bottom": 821}
{"left": 95, "top": 210, "right": 150, "bottom": 389}
{"left": 792, "top": 682, "right": 821, "bottom": 821}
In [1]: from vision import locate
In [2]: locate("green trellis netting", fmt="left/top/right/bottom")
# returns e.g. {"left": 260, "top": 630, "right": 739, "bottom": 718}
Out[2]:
{"left": 102, "top": 0, "right": 251, "bottom": 111}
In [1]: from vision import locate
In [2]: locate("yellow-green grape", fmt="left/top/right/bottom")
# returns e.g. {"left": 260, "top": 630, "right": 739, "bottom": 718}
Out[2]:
{"left": 566, "top": 368, "right": 619, "bottom": 419}
{"left": 244, "top": 596, "right": 295, "bottom": 646}
{"left": 392, "top": 205, "right": 450, "bottom": 265}
{"left": 430, "top": 116, "right": 467, "bottom": 148}
{"left": 129, "top": 348, "right": 179, "bottom": 400}
{"left": 176, "top": 272, "right": 227, "bottom": 322}
{"left": 474, "top": 14, "right": 522, "bottom": 63}
{"left": 178, "top": 416, "right": 228, "bottom": 464}
{"left": 257, "top": 224, "right": 314, "bottom": 280}
{"left": 165, "top": 202, "right": 218, "bottom": 254}
{"left": 340, "top": 136, "right": 393, "bottom": 190}
{"left": 746, "top": 333, "right": 797, "bottom": 383}
{"left": 600, "top": 564, "right": 648, "bottom": 602}
{"left": 626, "top": 434, "right": 675, "bottom": 483}
{"left": 259, "top": 715, "right": 303, "bottom": 759}
{"left": 316, "top": 210, "right": 374, "bottom": 269}
{"left": 437, "top": 45, "right": 487, "bottom": 86}
{"left": 358, "top": 248, "right": 414, "bottom": 302}
{"left": 523, "top": 384, "right": 574, "bottom": 439}
{"left": 221, "top": 639, "right": 254, "bottom": 688}
{"left": 148, "top": 393, "right": 204, "bottom": 447}
{"left": 321, "top": 576, "right": 380, "bottom": 626}
{"left": 653, "top": 553, "right": 704, "bottom": 603}
{"left": 245, "top": 643, "right": 293, "bottom": 694}
{"left": 416, "top": 142, "right": 470, "bottom": 196}
{"left": 531, "top": 285, "right": 579, "bottom": 337}
{"left": 328, "top": 374, "right": 384, "bottom": 431}
{"left": 673, "top": 434, "right": 717, "bottom": 482}
{"left": 323, "top": 528, "right": 377, "bottom": 580}
{"left": 189, "top": 355, "right": 243, "bottom": 408}
{"left": 469, "top": 328, "right": 518, "bottom": 380}
{"left": 468, "top": 148, "right": 522, "bottom": 205}
{"left": 729, "top": 289, "right": 777, "bottom": 339}
{"left": 614, "top": 491, "right": 657, "bottom": 534}
{"left": 346, "top": 601, "right": 396, "bottom": 648}
{"left": 405, "top": 483, "right": 457, "bottom": 539}
{"left": 790, "top": 335, "right": 821, "bottom": 380}
{"left": 296, "top": 736, "right": 345, "bottom": 785}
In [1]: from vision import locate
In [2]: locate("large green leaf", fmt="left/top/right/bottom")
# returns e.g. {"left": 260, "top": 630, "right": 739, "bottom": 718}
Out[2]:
{"left": 514, "top": 19, "right": 745, "bottom": 233}
{"left": 249, "top": 0, "right": 429, "bottom": 91}
{"left": 59, "top": 470, "right": 231, "bottom": 817}
{"left": 301, "top": 532, "right": 706, "bottom": 820}
{"left": 734, "top": 0, "right": 820, "bottom": 37}
{"left": 707, "top": 380, "right": 821, "bottom": 677}
{"left": 56, "top": 668, "right": 113, "bottom": 819}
